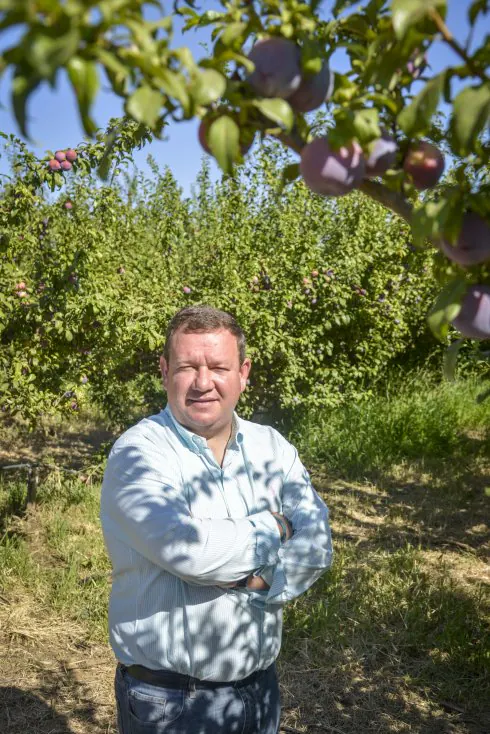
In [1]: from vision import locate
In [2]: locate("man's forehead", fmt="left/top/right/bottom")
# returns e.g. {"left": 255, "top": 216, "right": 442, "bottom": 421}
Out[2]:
{"left": 171, "top": 328, "right": 239, "bottom": 359}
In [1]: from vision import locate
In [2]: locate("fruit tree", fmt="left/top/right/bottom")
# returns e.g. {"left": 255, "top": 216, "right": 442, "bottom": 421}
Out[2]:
{"left": 0, "top": 0, "right": 489, "bottom": 353}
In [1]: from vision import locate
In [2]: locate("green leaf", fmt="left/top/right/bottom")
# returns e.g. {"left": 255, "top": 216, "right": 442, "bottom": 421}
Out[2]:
{"left": 451, "top": 85, "right": 490, "bottom": 155}
{"left": 443, "top": 338, "right": 464, "bottom": 380}
{"left": 27, "top": 28, "right": 80, "bottom": 80}
{"left": 252, "top": 99, "right": 294, "bottom": 132}
{"left": 191, "top": 68, "right": 226, "bottom": 106}
{"left": 468, "top": 0, "right": 489, "bottom": 25}
{"left": 352, "top": 108, "right": 380, "bottom": 144}
{"left": 11, "top": 72, "right": 40, "bottom": 139}
{"left": 67, "top": 57, "right": 99, "bottom": 136}
{"left": 155, "top": 68, "right": 190, "bottom": 111}
{"left": 126, "top": 85, "right": 162, "bottom": 129}
{"left": 208, "top": 116, "right": 240, "bottom": 174}
{"left": 427, "top": 278, "right": 467, "bottom": 340}
{"left": 397, "top": 72, "right": 446, "bottom": 136}
{"left": 411, "top": 194, "right": 463, "bottom": 247}
{"left": 219, "top": 21, "right": 247, "bottom": 47}
{"left": 391, "top": 0, "right": 446, "bottom": 39}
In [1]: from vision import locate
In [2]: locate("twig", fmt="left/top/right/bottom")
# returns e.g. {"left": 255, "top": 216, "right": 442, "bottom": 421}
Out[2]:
{"left": 439, "top": 700, "right": 466, "bottom": 714}
{"left": 428, "top": 9, "right": 489, "bottom": 83}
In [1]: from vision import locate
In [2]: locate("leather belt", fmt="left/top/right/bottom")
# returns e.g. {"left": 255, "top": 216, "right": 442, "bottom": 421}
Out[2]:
{"left": 121, "top": 662, "right": 269, "bottom": 690}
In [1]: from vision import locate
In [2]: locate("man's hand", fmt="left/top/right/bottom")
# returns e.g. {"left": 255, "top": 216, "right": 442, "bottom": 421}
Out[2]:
{"left": 245, "top": 574, "right": 270, "bottom": 590}
{"left": 271, "top": 512, "right": 293, "bottom": 542}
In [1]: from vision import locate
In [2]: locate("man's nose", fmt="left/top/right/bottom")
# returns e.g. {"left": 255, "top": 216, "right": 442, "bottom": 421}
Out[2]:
{"left": 194, "top": 366, "right": 213, "bottom": 391}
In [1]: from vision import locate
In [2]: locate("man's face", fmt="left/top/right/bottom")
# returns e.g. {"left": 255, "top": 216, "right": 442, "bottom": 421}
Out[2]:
{"left": 159, "top": 328, "right": 251, "bottom": 438}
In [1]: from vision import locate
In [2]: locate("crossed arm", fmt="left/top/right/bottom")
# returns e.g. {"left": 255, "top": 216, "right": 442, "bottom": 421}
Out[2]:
{"left": 100, "top": 441, "right": 332, "bottom": 604}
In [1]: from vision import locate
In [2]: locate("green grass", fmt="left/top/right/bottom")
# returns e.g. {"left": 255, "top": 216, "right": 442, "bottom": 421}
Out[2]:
{"left": 291, "top": 373, "right": 490, "bottom": 478}
{"left": 0, "top": 378, "right": 489, "bottom": 731}
{"left": 283, "top": 540, "right": 489, "bottom": 704}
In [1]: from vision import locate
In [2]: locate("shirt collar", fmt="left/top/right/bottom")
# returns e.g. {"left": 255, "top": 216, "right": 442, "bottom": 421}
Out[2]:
{"left": 163, "top": 404, "right": 243, "bottom": 454}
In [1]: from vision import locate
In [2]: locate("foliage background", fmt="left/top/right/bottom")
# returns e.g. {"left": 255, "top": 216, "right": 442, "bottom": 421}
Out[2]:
{"left": 1, "top": 136, "right": 458, "bottom": 428}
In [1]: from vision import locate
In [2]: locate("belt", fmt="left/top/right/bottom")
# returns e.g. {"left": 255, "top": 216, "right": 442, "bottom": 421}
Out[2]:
{"left": 120, "top": 662, "right": 270, "bottom": 690}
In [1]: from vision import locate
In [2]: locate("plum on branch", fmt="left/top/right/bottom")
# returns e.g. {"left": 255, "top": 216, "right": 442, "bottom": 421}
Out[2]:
{"left": 288, "top": 62, "right": 332, "bottom": 113}
{"left": 247, "top": 37, "right": 302, "bottom": 99}
{"left": 300, "top": 138, "right": 366, "bottom": 196}
{"left": 403, "top": 142, "right": 445, "bottom": 190}
{"left": 365, "top": 132, "right": 398, "bottom": 178}
{"left": 452, "top": 285, "right": 490, "bottom": 339}
{"left": 437, "top": 212, "right": 490, "bottom": 267}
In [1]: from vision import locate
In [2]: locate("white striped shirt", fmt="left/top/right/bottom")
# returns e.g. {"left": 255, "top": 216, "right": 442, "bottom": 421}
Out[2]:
{"left": 100, "top": 405, "right": 333, "bottom": 681}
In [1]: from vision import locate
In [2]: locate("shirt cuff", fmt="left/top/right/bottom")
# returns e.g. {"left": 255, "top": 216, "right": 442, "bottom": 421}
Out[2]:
{"left": 248, "top": 510, "right": 281, "bottom": 566}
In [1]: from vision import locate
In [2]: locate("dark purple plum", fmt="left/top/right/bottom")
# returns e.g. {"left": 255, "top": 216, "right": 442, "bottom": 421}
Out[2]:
{"left": 365, "top": 131, "right": 397, "bottom": 177}
{"left": 288, "top": 62, "right": 332, "bottom": 112}
{"left": 403, "top": 142, "right": 444, "bottom": 190}
{"left": 452, "top": 285, "right": 490, "bottom": 339}
{"left": 247, "top": 37, "right": 302, "bottom": 99}
{"left": 300, "top": 138, "right": 366, "bottom": 196}
{"left": 437, "top": 212, "right": 490, "bottom": 267}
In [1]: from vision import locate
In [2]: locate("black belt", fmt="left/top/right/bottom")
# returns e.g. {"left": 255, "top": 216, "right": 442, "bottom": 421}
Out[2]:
{"left": 120, "top": 662, "right": 270, "bottom": 690}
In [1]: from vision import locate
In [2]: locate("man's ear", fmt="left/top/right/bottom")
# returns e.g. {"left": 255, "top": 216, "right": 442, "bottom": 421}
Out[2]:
{"left": 159, "top": 355, "right": 169, "bottom": 390}
{"left": 239, "top": 358, "right": 252, "bottom": 392}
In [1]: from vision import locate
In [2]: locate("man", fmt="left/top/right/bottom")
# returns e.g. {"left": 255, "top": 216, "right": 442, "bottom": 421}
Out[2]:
{"left": 100, "top": 305, "right": 333, "bottom": 734}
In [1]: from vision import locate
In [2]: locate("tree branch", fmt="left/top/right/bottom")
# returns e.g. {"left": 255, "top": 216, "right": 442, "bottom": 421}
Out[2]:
{"left": 274, "top": 131, "right": 413, "bottom": 224}
{"left": 428, "top": 8, "right": 490, "bottom": 83}
{"left": 358, "top": 179, "right": 413, "bottom": 223}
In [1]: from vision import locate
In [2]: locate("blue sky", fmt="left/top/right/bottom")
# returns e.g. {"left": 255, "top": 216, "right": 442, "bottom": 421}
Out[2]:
{"left": 0, "top": 1, "right": 487, "bottom": 196}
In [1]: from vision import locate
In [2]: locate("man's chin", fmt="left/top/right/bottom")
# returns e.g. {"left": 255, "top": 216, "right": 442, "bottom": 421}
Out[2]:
{"left": 184, "top": 401, "right": 221, "bottom": 424}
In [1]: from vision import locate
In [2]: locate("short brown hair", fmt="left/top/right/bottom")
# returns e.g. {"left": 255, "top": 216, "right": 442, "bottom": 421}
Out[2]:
{"left": 163, "top": 305, "right": 246, "bottom": 364}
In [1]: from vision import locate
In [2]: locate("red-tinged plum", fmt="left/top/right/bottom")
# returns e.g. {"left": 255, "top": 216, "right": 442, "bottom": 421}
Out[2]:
{"left": 48, "top": 159, "right": 61, "bottom": 171}
{"left": 403, "top": 142, "right": 444, "bottom": 190}
{"left": 64, "top": 201, "right": 73, "bottom": 210}
{"left": 65, "top": 149, "right": 77, "bottom": 162}
{"left": 365, "top": 132, "right": 398, "bottom": 177}
{"left": 183, "top": 286, "right": 192, "bottom": 294}
{"left": 300, "top": 138, "right": 366, "bottom": 196}
{"left": 437, "top": 212, "right": 490, "bottom": 267}
{"left": 198, "top": 120, "right": 254, "bottom": 157}
{"left": 247, "top": 37, "right": 302, "bottom": 99}
{"left": 311, "top": 270, "right": 319, "bottom": 278}
{"left": 61, "top": 160, "right": 72, "bottom": 171}
{"left": 16, "top": 290, "right": 28, "bottom": 298}
{"left": 452, "top": 285, "right": 490, "bottom": 339}
{"left": 15, "top": 281, "right": 26, "bottom": 291}
{"left": 55, "top": 150, "right": 66, "bottom": 162}
{"left": 288, "top": 62, "right": 332, "bottom": 112}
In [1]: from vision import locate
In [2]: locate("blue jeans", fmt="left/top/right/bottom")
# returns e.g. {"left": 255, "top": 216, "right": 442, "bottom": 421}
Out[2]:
{"left": 114, "top": 663, "right": 281, "bottom": 734}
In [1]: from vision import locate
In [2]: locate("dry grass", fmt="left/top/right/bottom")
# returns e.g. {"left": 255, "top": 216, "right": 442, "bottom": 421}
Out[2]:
{"left": 0, "top": 414, "right": 489, "bottom": 734}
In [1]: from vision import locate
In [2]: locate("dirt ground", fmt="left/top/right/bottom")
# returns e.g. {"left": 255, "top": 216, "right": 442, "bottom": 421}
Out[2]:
{"left": 1, "top": 416, "right": 489, "bottom": 733}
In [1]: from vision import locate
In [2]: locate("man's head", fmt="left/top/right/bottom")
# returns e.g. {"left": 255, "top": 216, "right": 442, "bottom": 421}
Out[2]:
{"left": 160, "top": 305, "right": 251, "bottom": 439}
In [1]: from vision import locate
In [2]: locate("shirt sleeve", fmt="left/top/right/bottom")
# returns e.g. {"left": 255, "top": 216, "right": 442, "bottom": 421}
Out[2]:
{"left": 100, "top": 441, "right": 281, "bottom": 586}
{"left": 246, "top": 438, "right": 333, "bottom": 607}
